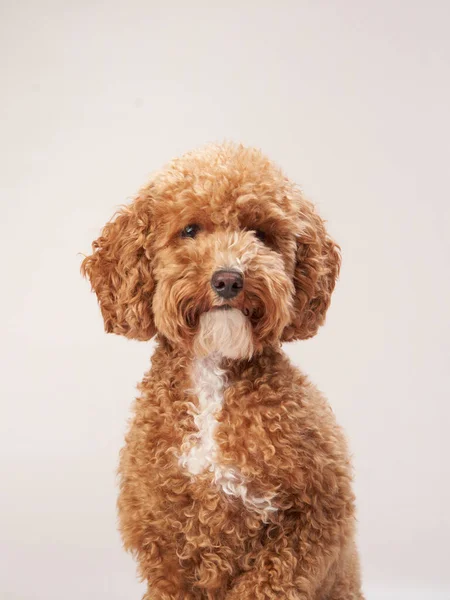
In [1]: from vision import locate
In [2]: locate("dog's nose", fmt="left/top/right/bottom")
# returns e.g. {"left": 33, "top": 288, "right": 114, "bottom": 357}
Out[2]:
{"left": 211, "top": 269, "right": 243, "bottom": 299}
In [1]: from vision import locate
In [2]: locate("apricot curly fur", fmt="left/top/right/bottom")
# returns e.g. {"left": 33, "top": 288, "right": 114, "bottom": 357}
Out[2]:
{"left": 82, "top": 143, "right": 363, "bottom": 599}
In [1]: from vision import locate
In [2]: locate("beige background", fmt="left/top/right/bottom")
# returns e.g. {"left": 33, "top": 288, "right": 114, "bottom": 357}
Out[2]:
{"left": 1, "top": 1, "right": 449, "bottom": 598}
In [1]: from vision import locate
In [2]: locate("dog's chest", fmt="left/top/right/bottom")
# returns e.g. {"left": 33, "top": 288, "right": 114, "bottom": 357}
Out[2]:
{"left": 179, "top": 356, "right": 276, "bottom": 518}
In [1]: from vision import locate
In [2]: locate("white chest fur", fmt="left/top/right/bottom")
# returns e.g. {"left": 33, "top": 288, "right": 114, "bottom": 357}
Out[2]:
{"left": 179, "top": 355, "right": 276, "bottom": 519}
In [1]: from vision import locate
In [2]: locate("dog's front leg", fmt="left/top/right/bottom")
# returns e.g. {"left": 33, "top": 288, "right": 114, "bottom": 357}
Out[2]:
{"left": 225, "top": 507, "right": 350, "bottom": 600}
{"left": 143, "top": 578, "right": 198, "bottom": 600}
{"left": 129, "top": 539, "right": 198, "bottom": 600}
{"left": 118, "top": 480, "right": 196, "bottom": 599}
{"left": 225, "top": 540, "right": 306, "bottom": 600}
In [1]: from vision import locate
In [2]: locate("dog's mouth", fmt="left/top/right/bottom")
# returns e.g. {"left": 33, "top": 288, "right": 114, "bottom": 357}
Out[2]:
{"left": 210, "top": 304, "right": 252, "bottom": 317}
{"left": 184, "top": 292, "right": 265, "bottom": 330}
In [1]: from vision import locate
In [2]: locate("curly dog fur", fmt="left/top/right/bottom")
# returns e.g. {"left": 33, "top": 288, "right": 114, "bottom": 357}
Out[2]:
{"left": 82, "top": 143, "right": 363, "bottom": 599}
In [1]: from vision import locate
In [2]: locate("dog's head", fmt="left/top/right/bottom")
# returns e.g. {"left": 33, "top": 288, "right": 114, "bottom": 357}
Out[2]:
{"left": 82, "top": 144, "right": 340, "bottom": 359}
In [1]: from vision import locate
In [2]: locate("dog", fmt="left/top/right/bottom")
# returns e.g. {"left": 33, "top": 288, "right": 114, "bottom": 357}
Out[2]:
{"left": 82, "top": 143, "right": 363, "bottom": 599}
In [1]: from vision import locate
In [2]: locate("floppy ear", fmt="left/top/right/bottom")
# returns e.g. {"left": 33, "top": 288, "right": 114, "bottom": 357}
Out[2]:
{"left": 81, "top": 196, "right": 156, "bottom": 341}
{"left": 282, "top": 198, "right": 341, "bottom": 342}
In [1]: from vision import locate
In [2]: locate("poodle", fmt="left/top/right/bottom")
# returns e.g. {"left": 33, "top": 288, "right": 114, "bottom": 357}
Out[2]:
{"left": 82, "top": 143, "right": 363, "bottom": 599}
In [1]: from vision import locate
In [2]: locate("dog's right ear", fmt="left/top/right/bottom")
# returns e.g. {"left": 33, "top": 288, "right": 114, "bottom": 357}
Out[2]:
{"left": 81, "top": 195, "right": 156, "bottom": 341}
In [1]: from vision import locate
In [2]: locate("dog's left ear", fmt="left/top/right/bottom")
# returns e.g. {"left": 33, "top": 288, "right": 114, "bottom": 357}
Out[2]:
{"left": 81, "top": 194, "right": 156, "bottom": 341}
{"left": 282, "top": 196, "right": 341, "bottom": 342}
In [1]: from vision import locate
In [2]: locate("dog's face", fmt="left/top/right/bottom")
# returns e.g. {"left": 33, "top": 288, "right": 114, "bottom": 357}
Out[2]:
{"left": 82, "top": 144, "right": 340, "bottom": 359}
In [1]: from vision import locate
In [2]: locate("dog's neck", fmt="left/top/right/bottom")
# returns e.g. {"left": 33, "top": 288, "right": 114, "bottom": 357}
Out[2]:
{"left": 155, "top": 333, "right": 283, "bottom": 379}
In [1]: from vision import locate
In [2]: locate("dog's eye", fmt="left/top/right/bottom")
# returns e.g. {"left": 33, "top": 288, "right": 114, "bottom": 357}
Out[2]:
{"left": 254, "top": 230, "right": 266, "bottom": 243}
{"left": 181, "top": 224, "right": 201, "bottom": 239}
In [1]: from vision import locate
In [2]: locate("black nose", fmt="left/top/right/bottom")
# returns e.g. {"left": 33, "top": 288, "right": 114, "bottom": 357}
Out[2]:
{"left": 211, "top": 269, "right": 243, "bottom": 299}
